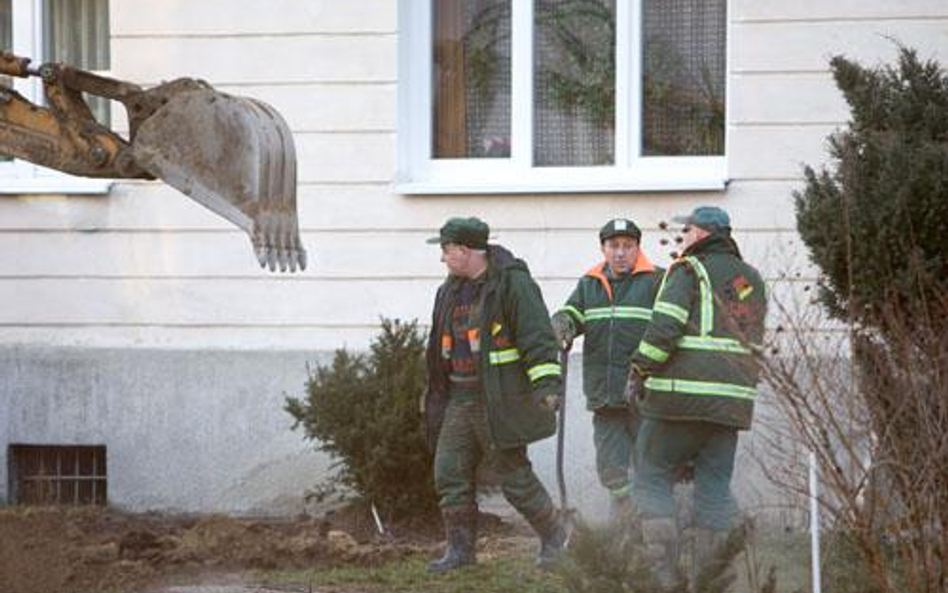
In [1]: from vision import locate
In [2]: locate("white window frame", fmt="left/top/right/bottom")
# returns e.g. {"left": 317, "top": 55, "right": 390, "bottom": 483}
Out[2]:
{"left": 396, "top": 0, "right": 728, "bottom": 195}
{"left": 1, "top": 0, "right": 112, "bottom": 194}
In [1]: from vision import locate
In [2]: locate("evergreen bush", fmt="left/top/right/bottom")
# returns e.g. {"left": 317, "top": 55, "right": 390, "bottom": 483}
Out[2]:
{"left": 794, "top": 47, "right": 948, "bottom": 334}
{"left": 285, "top": 318, "right": 439, "bottom": 521}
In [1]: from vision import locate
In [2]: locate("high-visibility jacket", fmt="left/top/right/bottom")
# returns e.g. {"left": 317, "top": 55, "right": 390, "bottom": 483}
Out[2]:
{"left": 553, "top": 251, "right": 662, "bottom": 409}
{"left": 631, "top": 233, "right": 766, "bottom": 429}
{"left": 425, "top": 244, "right": 562, "bottom": 449}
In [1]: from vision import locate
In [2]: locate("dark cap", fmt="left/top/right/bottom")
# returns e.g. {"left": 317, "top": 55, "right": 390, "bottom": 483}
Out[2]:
{"left": 426, "top": 216, "right": 490, "bottom": 249}
{"left": 599, "top": 218, "right": 641, "bottom": 243}
{"left": 671, "top": 206, "right": 731, "bottom": 232}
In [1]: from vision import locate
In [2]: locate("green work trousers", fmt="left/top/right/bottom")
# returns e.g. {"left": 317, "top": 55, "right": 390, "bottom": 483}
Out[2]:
{"left": 634, "top": 417, "right": 738, "bottom": 530}
{"left": 434, "top": 397, "right": 554, "bottom": 523}
{"left": 592, "top": 407, "right": 638, "bottom": 499}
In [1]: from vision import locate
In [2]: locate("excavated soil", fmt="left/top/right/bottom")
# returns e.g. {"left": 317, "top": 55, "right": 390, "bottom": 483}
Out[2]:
{"left": 0, "top": 505, "right": 459, "bottom": 593}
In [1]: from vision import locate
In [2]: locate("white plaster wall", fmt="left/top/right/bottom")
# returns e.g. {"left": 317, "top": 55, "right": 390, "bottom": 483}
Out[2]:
{"left": 2, "top": 1, "right": 945, "bottom": 351}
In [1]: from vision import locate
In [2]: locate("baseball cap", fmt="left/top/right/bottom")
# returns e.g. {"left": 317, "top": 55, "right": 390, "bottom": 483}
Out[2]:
{"left": 671, "top": 206, "right": 731, "bottom": 232}
{"left": 426, "top": 217, "right": 490, "bottom": 249}
{"left": 599, "top": 218, "right": 642, "bottom": 243}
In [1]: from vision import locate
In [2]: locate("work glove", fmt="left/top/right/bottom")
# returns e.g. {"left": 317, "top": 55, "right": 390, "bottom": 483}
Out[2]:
{"left": 624, "top": 366, "right": 646, "bottom": 406}
{"left": 541, "top": 394, "right": 562, "bottom": 411}
{"left": 536, "top": 385, "right": 563, "bottom": 412}
{"left": 551, "top": 314, "right": 576, "bottom": 351}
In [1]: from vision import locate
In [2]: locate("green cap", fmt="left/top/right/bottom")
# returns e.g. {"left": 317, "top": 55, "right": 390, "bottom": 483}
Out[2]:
{"left": 672, "top": 206, "right": 731, "bottom": 232}
{"left": 599, "top": 218, "right": 641, "bottom": 243}
{"left": 426, "top": 217, "right": 490, "bottom": 249}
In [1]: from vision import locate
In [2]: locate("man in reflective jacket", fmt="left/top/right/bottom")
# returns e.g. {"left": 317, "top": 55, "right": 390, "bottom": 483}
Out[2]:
{"left": 424, "top": 217, "right": 568, "bottom": 573}
{"left": 551, "top": 218, "right": 662, "bottom": 521}
{"left": 627, "top": 206, "right": 767, "bottom": 585}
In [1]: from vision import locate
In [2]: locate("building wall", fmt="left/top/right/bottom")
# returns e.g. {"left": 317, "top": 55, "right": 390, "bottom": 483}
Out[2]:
{"left": 0, "top": 0, "right": 946, "bottom": 513}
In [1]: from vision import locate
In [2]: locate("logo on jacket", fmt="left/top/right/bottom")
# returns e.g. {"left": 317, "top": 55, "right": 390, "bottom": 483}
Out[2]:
{"left": 732, "top": 275, "right": 754, "bottom": 301}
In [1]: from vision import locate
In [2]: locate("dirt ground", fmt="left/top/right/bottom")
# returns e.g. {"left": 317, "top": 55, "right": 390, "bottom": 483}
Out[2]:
{"left": 0, "top": 505, "right": 468, "bottom": 593}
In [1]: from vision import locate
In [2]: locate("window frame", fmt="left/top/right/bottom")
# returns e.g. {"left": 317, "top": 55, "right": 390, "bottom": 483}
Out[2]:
{"left": 396, "top": 0, "right": 728, "bottom": 195}
{"left": 0, "top": 0, "right": 112, "bottom": 195}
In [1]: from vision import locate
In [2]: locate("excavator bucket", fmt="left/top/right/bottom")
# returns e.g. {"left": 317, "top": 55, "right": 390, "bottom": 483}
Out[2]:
{"left": 0, "top": 52, "right": 306, "bottom": 272}
{"left": 131, "top": 86, "right": 307, "bottom": 272}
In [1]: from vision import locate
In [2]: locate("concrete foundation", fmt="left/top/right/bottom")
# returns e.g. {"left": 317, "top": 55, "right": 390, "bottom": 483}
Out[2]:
{"left": 0, "top": 347, "right": 796, "bottom": 523}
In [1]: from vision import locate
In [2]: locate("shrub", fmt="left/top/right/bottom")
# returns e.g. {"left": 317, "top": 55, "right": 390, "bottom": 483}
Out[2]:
{"left": 794, "top": 47, "right": 948, "bottom": 335}
{"left": 285, "top": 318, "right": 439, "bottom": 521}
{"left": 787, "top": 46, "right": 948, "bottom": 593}
{"left": 560, "top": 519, "right": 773, "bottom": 593}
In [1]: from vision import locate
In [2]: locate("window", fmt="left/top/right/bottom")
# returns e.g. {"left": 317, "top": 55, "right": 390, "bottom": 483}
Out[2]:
{"left": 397, "top": 0, "right": 727, "bottom": 193}
{"left": 1, "top": 1, "right": 10, "bottom": 164}
{"left": 0, "top": 0, "right": 112, "bottom": 193}
{"left": 8, "top": 444, "right": 108, "bottom": 505}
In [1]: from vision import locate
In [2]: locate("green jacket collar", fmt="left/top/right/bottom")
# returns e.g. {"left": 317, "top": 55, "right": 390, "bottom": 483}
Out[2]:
{"left": 683, "top": 231, "right": 743, "bottom": 260}
{"left": 444, "top": 244, "right": 524, "bottom": 291}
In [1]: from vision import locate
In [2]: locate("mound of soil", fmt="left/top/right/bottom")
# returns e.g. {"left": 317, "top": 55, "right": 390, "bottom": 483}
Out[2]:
{"left": 0, "top": 505, "right": 448, "bottom": 593}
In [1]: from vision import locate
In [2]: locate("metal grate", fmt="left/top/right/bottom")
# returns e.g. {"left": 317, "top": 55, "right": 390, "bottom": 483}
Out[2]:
{"left": 9, "top": 444, "right": 107, "bottom": 505}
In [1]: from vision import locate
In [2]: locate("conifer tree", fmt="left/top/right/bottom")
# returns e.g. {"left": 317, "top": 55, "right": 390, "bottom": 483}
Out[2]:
{"left": 285, "top": 319, "right": 439, "bottom": 520}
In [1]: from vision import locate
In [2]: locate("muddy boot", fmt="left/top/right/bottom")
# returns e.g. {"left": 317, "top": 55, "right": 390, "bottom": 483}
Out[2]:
{"left": 529, "top": 507, "right": 571, "bottom": 570}
{"left": 427, "top": 507, "right": 477, "bottom": 574}
{"left": 690, "top": 528, "right": 735, "bottom": 591}
{"left": 641, "top": 517, "right": 679, "bottom": 588}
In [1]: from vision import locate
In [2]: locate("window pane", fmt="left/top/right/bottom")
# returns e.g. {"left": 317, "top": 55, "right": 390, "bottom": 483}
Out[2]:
{"left": 432, "top": 0, "right": 511, "bottom": 159}
{"left": 44, "top": 0, "right": 110, "bottom": 125}
{"left": 642, "top": 0, "right": 726, "bottom": 156}
{"left": 534, "top": 0, "right": 615, "bottom": 167}
{"left": 44, "top": 0, "right": 110, "bottom": 69}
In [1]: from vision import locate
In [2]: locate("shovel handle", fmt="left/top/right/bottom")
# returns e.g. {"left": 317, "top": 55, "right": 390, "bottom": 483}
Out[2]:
{"left": 556, "top": 348, "right": 570, "bottom": 510}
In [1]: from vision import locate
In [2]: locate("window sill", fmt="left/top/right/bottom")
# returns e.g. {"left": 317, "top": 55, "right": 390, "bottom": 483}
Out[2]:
{"left": 0, "top": 176, "right": 114, "bottom": 195}
{"left": 395, "top": 159, "right": 728, "bottom": 195}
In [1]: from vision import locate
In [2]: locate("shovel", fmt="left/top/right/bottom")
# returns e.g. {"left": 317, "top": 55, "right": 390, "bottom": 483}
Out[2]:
{"left": 556, "top": 348, "right": 577, "bottom": 522}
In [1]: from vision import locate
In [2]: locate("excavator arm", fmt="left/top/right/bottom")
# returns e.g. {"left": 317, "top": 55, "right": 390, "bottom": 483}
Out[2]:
{"left": 0, "top": 51, "right": 306, "bottom": 272}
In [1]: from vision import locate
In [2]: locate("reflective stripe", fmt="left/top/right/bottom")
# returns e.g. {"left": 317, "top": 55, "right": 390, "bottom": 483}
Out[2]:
{"left": 616, "top": 306, "right": 652, "bottom": 320}
{"left": 653, "top": 301, "right": 689, "bottom": 324}
{"left": 528, "top": 363, "right": 562, "bottom": 382}
{"left": 584, "top": 306, "right": 652, "bottom": 322}
{"left": 683, "top": 257, "right": 714, "bottom": 335}
{"left": 638, "top": 341, "right": 670, "bottom": 363}
{"left": 609, "top": 484, "right": 632, "bottom": 499}
{"left": 645, "top": 377, "right": 757, "bottom": 400}
{"left": 561, "top": 305, "right": 584, "bottom": 324}
{"left": 489, "top": 348, "right": 521, "bottom": 365}
{"left": 677, "top": 335, "right": 751, "bottom": 354}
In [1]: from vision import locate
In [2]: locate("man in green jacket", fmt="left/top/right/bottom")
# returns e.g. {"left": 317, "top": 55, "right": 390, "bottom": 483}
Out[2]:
{"left": 424, "top": 217, "right": 568, "bottom": 574}
{"left": 627, "top": 206, "right": 767, "bottom": 585}
{"left": 551, "top": 218, "right": 662, "bottom": 521}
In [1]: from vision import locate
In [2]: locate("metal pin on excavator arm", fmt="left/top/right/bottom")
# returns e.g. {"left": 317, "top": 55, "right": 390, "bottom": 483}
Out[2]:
{"left": 0, "top": 52, "right": 306, "bottom": 272}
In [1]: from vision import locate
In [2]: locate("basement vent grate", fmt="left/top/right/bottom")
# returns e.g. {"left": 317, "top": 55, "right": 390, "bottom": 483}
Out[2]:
{"left": 8, "top": 444, "right": 107, "bottom": 505}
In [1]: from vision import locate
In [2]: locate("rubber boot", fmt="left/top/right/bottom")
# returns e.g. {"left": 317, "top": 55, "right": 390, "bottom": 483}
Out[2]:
{"left": 690, "top": 527, "right": 735, "bottom": 591}
{"left": 529, "top": 507, "right": 571, "bottom": 570}
{"left": 427, "top": 507, "right": 477, "bottom": 574}
{"left": 641, "top": 517, "right": 679, "bottom": 588}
